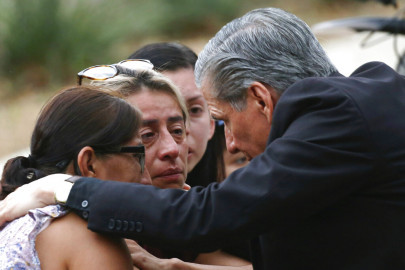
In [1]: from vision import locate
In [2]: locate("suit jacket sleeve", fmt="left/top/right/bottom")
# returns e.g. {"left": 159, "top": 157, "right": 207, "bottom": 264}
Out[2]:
{"left": 66, "top": 66, "right": 390, "bottom": 253}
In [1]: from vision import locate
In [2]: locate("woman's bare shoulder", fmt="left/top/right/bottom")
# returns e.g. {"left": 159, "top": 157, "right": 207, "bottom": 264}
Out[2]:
{"left": 36, "top": 212, "right": 132, "bottom": 270}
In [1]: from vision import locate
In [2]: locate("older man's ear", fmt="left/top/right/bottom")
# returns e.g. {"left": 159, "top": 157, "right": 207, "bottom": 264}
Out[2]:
{"left": 247, "top": 82, "right": 279, "bottom": 124}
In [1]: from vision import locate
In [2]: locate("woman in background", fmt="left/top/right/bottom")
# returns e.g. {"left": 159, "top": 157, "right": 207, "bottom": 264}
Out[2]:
{"left": 129, "top": 42, "right": 225, "bottom": 185}
{"left": 213, "top": 121, "right": 249, "bottom": 179}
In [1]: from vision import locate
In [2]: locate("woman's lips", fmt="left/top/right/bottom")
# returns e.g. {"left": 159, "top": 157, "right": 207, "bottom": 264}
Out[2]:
{"left": 154, "top": 168, "right": 183, "bottom": 182}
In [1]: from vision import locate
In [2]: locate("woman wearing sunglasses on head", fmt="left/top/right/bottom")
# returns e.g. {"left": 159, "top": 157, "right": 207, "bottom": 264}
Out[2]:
{"left": 128, "top": 42, "right": 223, "bottom": 187}
{"left": 0, "top": 86, "right": 150, "bottom": 269}
{"left": 81, "top": 60, "right": 251, "bottom": 269}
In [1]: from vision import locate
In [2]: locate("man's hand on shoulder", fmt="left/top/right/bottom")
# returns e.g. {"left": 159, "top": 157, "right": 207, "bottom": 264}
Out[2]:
{"left": 0, "top": 173, "right": 72, "bottom": 225}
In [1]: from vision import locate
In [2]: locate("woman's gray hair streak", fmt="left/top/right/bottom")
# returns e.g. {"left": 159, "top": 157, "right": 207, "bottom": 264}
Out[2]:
{"left": 195, "top": 7, "right": 338, "bottom": 111}
{"left": 92, "top": 67, "right": 189, "bottom": 123}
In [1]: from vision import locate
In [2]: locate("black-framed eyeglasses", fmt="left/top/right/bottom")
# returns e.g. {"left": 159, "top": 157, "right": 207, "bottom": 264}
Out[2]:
{"left": 94, "top": 145, "right": 146, "bottom": 174}
{"left": 77, "top": 59, "right": 154, "bottom": 85}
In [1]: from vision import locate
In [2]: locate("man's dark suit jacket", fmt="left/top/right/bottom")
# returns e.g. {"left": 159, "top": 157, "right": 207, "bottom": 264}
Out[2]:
{"left": 66, "top": 62, "right": 405, "bottom": 269}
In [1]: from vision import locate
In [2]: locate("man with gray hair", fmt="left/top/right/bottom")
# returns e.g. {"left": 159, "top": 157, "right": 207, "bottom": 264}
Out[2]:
{"left": 2, "top": 7, "right": 405, "bottom": 270}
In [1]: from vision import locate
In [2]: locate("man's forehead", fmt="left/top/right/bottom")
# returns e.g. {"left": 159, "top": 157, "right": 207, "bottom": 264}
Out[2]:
{"left": 206, "top": 98, "right": 232, "bottom": 119}
{"left": 199, "top": 77, "right": 232, "bottom": 117}
{"left": 200, "top": 77, "right": 215, "bottom": 98}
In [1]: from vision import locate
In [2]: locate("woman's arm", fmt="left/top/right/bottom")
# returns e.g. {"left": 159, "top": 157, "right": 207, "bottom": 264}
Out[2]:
{"left": 126, "top": 239, "right": 252, "bottom": 270}
{"left": 194, "top": 250, "right": 250, "bottom": 266}
{"left": 37, "top": 212, "right": 132, "bottom": 270}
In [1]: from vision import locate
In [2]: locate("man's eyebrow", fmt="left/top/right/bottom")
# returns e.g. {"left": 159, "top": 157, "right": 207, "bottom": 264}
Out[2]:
{"left": 208, "top": 109, "right": 221, "bottom": 119}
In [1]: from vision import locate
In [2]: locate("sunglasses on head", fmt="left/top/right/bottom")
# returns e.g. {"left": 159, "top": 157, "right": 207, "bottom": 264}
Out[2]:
{"left": 77, "top": 59, "right": 154, "bottom": 85}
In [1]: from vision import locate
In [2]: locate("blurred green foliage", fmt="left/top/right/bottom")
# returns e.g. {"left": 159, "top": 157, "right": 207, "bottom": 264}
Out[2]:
{"left": 133, "top": 0, "right": 243, "bottom": 37}
{"left": 0, "top": 0, "right": 388, "bottom": 95}
{"left": 0, "top": 0, "right": 245, "bottom": 93}
{"left": 0, "top": 0, "right": 149, "bottom": 89}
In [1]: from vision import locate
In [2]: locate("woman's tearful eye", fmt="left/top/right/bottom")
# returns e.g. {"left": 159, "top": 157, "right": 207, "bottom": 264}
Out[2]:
{"left": 170, "top": 125, "right": 186, "bottom": 141}
{"left": 141, "top": 131, "right": 156, "bottom": 144}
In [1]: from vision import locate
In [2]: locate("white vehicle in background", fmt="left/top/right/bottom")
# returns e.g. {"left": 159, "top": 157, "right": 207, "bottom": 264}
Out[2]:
{"left": 313, "top": 0, "right": 405, "bottom": 76}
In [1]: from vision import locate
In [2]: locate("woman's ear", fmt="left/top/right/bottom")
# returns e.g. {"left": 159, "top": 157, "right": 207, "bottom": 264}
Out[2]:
{"left": 76, "top": 146, "right": 97, "bottom": 177}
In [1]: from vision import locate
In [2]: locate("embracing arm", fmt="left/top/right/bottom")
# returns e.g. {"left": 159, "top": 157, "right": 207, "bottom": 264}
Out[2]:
{"left": 63, "top": 78, "right": 378, "bottom": 251}
{"left": 0, "top": 79, "right": 378, "bottom": 252}
{"left": 126, "top": 239, "right": 252, "bottom": 270}
{"left": 0, "top": 174, "right": 71, "bottom": 225}
{"left": 194, "top": 250, "right": 250, "bottom": 267}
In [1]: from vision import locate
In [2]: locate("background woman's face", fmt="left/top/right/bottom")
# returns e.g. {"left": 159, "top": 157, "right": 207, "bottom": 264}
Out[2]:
{"left": 162, "top": 68, "right": 214, "bottom": 173}
{"left": 223, "top": 150, "right": 249, "bottom": 178}
{"left": 127, "top": 91, "right": 188, "bottom": 189}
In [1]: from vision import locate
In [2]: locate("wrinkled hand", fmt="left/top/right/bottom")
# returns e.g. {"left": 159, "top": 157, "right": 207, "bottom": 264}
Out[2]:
{"left": 0, "top": 173, "right": 70, "bottom": 225}
{"left": 125, "top": 239, "right": 182, "bottom": 270}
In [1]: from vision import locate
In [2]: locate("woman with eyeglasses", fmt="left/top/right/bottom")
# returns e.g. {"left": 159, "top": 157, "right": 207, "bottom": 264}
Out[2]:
{"left": 0, "top": 86, "right": 150, "bottom": 269}
{"left": 79, "top": 59, "right": 189, "bottom": 191}
{"left": 84, "top": 62, "right": 250, "bottom": 269}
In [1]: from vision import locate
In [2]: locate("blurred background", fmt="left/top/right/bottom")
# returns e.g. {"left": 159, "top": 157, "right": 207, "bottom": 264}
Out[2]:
{"left": 0, "top": 0, "right": 401, "bottom": 161}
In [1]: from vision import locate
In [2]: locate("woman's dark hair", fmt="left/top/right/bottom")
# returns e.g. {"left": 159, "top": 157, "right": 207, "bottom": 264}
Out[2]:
{"left": 1, "top": 86, "right": 141, "bottom": 199}
{"left": 128, "top": 42, "right": 197, "bottom": 72}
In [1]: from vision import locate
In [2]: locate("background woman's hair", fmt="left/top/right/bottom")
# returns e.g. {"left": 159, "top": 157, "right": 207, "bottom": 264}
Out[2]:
{"left": 1, "top": 86, "right": 142, "bottom": 199}
{"left": 128, "top": 42, "right": 197, "bottom": 72}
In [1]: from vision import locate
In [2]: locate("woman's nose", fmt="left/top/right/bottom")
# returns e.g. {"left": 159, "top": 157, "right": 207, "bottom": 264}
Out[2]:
{"left": 158, "top": 131, "right": 180, "bottom": 160}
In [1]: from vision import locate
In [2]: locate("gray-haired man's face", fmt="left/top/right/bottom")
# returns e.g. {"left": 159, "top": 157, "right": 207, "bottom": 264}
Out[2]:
{"left": 201, "top": 80, "right": 272, "bottom": 160}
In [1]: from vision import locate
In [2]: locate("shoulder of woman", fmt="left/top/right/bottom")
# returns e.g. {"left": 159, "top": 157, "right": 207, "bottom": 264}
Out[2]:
{"left": 36, "top": 212, "right": 132, "bottom": 270}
